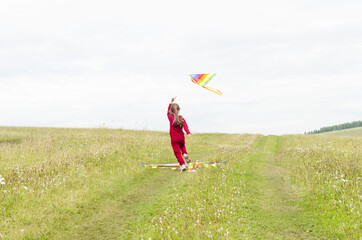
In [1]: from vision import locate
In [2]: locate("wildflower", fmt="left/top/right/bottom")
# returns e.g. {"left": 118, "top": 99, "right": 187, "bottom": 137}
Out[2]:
{"left": 0, "top": 175, "right": 5, "bottom": 185}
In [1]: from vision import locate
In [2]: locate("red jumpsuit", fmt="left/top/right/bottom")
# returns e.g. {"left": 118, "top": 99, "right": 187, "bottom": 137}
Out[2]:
{"left": 167, "top": 104, "right": 191, "bottom": 166}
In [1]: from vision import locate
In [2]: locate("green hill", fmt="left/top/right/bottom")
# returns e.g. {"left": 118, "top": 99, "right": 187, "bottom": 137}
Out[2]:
{"left": 306, "top": 120, "right": 362, "bottom": 134}
{"left": 0, "top": 127, "right": 361, "bottom": 239}
{"left": 322, "top": 126, "right": 362, "bottom": 137}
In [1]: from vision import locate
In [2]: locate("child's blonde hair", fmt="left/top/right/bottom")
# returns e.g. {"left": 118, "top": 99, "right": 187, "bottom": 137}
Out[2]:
{"left": 169, "top": 103, "right": 184, "bottom": 128}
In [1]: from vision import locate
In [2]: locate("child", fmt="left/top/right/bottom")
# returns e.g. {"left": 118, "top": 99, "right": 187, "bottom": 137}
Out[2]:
{"left": 167, "top": 97, "right": 192, "bottom": 172}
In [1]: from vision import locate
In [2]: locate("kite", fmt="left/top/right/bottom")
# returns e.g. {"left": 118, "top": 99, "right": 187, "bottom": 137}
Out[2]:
{"left": 140, "top": 160, "right": 226, "bottom": 173}
{"left": 190, "top": 73, "right": 222, "bottom": 96}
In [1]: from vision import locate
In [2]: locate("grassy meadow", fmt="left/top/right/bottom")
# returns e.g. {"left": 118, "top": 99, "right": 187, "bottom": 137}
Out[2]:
{"left": 0, "top": 127, "right": 361, "bottom": 239}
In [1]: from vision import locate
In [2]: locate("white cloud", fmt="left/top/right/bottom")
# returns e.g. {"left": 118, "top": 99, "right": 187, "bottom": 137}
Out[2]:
{"left": 0, "top": 0, "right": 361, "bottom": 134}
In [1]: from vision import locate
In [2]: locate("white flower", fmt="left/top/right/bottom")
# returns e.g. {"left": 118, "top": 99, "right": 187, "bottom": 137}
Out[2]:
{"left": 0, "top": 176, "right": 5, "bottom": 185}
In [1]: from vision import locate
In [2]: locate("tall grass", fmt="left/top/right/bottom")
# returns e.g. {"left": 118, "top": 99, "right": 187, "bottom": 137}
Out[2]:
{"left": 0, "top": 127, "right": 173, "bottom": 239}
{"left": 1, "top": 127, "right": 360, "bottom": 239}
{"left": 278, "top": 135, "right": 362, "bottom": 238}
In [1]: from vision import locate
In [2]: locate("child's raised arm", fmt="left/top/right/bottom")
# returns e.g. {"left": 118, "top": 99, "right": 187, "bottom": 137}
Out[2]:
{"left": 170, "top": 96, "right": 176, "bottom": 104}
{"left": 168, "top": 97, "right": 176, "bottom": 116}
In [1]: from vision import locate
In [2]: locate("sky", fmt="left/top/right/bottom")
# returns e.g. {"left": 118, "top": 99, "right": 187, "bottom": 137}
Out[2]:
{"left": 1, "top": 0, "right": 361, "bottom": 135}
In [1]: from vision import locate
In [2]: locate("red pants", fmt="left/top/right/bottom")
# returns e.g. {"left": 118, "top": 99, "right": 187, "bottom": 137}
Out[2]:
{"left": 170, "top": 135, "right": 187, "bottom": 166}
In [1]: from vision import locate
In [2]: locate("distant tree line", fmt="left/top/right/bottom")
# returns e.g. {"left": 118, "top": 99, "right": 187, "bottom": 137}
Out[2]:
{"left": 306, "top": 120, "right": 362, "bottom": 134}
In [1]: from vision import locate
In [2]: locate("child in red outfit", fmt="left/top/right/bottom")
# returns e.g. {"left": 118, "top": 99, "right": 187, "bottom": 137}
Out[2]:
{"left": 167, "top": 97, "right": 192, "bottom": 172}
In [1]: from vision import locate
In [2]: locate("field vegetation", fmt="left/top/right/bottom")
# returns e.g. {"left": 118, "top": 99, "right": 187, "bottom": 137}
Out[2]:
{"left": 0, "top": 127, "right": 361, "bottom": 239}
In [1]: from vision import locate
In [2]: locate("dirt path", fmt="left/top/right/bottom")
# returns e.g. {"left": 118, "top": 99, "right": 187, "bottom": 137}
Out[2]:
{"left": 244, "top": 135, "right": 317, "bottom": 239}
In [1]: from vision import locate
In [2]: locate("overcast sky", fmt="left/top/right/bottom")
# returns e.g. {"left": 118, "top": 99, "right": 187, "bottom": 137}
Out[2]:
{"left": 1, "top": 0, "right": 361, "bottom": 135}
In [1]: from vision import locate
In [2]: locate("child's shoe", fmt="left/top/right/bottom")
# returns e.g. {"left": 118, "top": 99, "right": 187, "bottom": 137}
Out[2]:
{"left": 180, "top": 164, "right": 187, "bottom": 172}
{"left": 183, "top": 154, "right": 191, "bottom": 163}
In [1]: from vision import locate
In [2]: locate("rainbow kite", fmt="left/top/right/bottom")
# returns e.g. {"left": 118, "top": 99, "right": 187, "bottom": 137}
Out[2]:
{"left": 190, "top": 73, "right": 222, "bottom": 96}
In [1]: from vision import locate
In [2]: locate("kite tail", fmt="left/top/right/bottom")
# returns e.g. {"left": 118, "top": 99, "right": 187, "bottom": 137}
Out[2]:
{"left": 202, "top": 86, "right": 223, "bottom": 96}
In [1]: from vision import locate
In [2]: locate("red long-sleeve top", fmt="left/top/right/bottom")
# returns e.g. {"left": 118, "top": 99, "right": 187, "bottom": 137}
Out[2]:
{"left": 167, "top": 104, "right": 191, "bottom": 137}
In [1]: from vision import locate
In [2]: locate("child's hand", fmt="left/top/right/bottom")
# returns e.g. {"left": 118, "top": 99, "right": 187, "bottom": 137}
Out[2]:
{"left": 171, "top": 96, "right": 177, "bottom": 103}
{"left": 187, "top": 134, "right": 192, "bottom": 137}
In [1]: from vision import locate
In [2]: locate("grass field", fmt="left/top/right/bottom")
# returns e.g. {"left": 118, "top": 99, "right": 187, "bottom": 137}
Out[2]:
{"left": 322, "top": 127, "right": 362, "bottom": 137}
{"left": 0, "top": 127, "right": 361, "bottom": 239}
